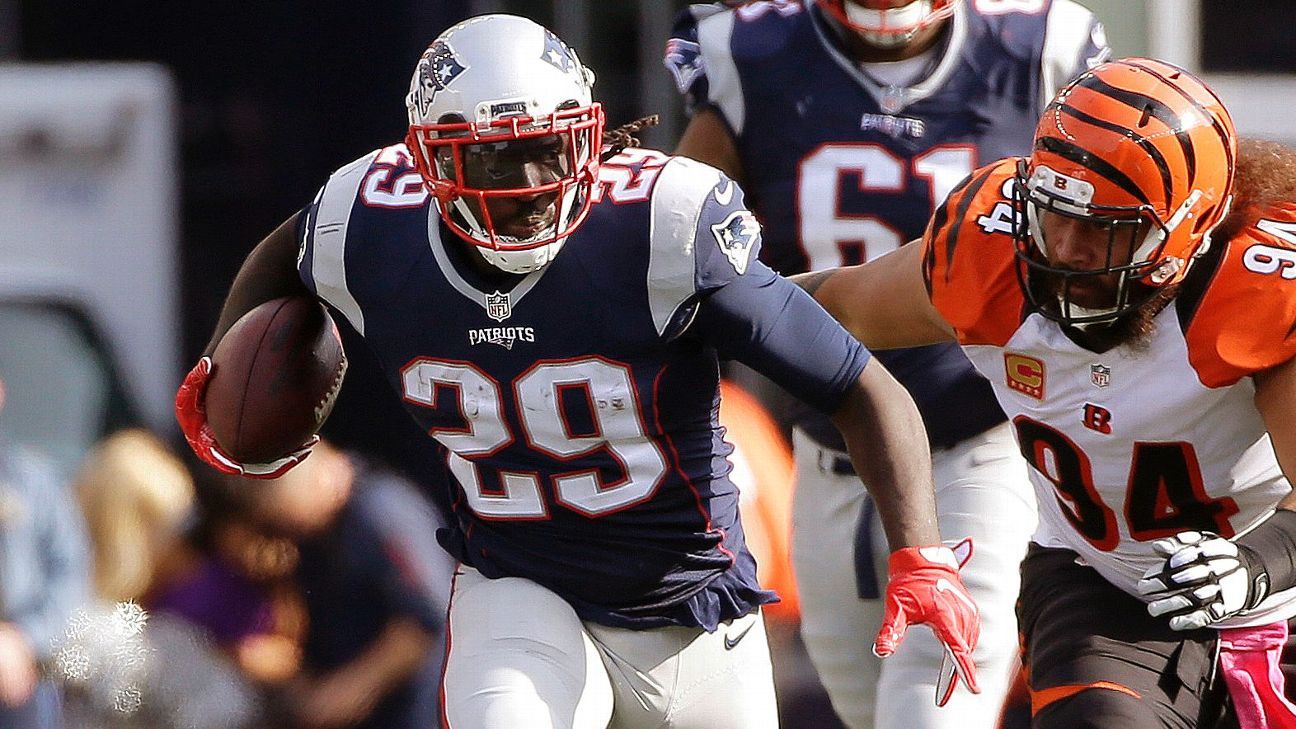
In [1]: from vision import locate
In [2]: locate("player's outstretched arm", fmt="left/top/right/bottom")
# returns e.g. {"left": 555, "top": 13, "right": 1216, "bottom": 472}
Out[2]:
{"left": 1137, "top": 356, "right": 1296, "bottom": 629}
{"left": 831, "top": 359, "right": 938, "bottom": 549}
{"left": 793, "top": 240, "right": 956, "bottom": 351}
{"left": 831, "top": 360, "right": 981, "bottom": 704}
{"left": 689, "top": 244, "right": 981, "bottom": 701}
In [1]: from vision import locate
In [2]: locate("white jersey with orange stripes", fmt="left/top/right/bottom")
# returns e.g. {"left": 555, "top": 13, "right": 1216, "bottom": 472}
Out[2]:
{"left": 922, "top": 158, "right": 1296, "bottom": 628}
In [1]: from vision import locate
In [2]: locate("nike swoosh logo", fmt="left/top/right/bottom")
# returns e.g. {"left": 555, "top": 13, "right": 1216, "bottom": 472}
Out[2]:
{"left": 935, "top": 578, "right": 978, "bottom": 613}
{"left": 723, "top": 622, "right": 754, "bottom": 650}
{"left": 714, "top": 179, "right": 734, "bottom": 206}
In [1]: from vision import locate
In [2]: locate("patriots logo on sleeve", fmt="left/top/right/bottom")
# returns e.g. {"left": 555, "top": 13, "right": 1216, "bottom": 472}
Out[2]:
{"left": 411, "top": 41, "right": 467, "bottom": 118}
{"left": 664, "top": 38, "right": 704, "bottom": 94}
{"left": 711, "top": 209, "right": 761, "bottom": 275}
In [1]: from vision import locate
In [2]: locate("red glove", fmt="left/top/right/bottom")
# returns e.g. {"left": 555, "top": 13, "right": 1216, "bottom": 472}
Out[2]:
{"left": 873, "top": 542, "right": 981, "bottom": 707}
{"left": 174, "top": 356, "right": 317, "bottom": 479}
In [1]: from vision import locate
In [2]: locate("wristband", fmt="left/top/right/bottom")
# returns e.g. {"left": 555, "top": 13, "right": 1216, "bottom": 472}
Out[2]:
{"left": 1235, "top": 508, "right": 1296, "bottom": 609}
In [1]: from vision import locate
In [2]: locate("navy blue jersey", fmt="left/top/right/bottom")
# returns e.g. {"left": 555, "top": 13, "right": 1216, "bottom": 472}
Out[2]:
{"left": 296, "top": 144, "right": 870, "bottom": 630}
{"left": 668, "top": 0, "right": 1107, "bottom": 449}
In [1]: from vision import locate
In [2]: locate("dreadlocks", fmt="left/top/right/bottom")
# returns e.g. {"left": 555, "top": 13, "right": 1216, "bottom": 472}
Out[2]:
{"left": 1213, "top": 138, "right": 1296, "bottom": 243}
{"left": 600, "top": 115, "right": 661, "bottom": 161}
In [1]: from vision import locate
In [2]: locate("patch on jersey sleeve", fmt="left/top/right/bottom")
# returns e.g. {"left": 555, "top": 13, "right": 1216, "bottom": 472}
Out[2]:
{"left": 664, "top": 37, "right": 705, "bottom": 94}
{"left": 711, "top": 207, "right": 761, "bottom": 275}
{"left": 665, "top": 4, "right": 731, "bottom": 95}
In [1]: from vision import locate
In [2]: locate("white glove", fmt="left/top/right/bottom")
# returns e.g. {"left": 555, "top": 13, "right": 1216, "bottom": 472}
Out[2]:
{"left": 1136, "top": 531, "right": 1260, "bottom": 631}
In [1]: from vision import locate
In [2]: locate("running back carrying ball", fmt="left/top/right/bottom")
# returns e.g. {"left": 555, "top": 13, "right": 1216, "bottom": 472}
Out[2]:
{"left": 205, "top": 296, "right": 346, "bottom": 463}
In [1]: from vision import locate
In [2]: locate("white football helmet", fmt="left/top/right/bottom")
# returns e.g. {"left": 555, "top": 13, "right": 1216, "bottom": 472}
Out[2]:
{"left": 818, "top": 0, "right": 957, "bottom": 49}
{"left": 405, "top": 14, "right": 604, "bottom": 274}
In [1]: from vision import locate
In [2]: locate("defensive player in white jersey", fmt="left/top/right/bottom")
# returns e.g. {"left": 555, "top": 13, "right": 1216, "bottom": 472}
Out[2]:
{"left": 174, "top": 14, "right": 982, "bottom": 729}
{"left": 797, "top": 57, "right": 1296, "bottom": 727}
{"left": 667, "top": 1, "right": 1107, "bottom": 726}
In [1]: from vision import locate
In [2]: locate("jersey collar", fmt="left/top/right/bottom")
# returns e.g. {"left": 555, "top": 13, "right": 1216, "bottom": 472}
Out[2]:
{"left": 426, "top": 204, "right": 550, "bottom": 315}
{"left": 809, "top": 0, "right": 969, "bottom": 115}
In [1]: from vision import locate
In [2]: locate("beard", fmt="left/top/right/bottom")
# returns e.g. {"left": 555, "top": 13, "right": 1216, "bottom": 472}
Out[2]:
{"left": 1030, "top": 271, "right": 1179, "bottom": 352}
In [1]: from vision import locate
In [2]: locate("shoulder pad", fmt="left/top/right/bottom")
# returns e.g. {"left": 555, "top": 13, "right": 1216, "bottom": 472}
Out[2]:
{"left": 1039, "top": 0, "right": 1110, "bottom": 104}
{"left": 961, "top": 0, "right": 1046, "bottom": 62}
{"left": 643, "top": 155, "right": 761, "bottom": 336}
{"left": 723, "top": 1, "right": 811, "bottom": 68}
{"left": 922, "top": 158, "right": 1025, "bottom": 346}
{"left": 302, "top": 144, "right": 429, "bottom": 336}
{"left": 1182, "top": 203, "right": 1296, "bottom": 387}
{"left": 962, "top": 0, "right": 1106, "bottom": 95}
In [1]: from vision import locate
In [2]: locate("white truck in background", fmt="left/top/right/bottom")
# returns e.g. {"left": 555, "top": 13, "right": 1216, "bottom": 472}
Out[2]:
{"left": 0, "top": 63, "right": 179, "bottom": 473}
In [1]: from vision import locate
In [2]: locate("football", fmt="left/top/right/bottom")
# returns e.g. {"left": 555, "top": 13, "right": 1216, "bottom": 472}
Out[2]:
{"left": 206, "top": 296, "right": 347, "bottom": 464}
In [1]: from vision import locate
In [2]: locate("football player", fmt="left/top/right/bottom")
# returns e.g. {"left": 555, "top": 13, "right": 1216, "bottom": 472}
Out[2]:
{"left": 174, "top": 14, "right": 981, "bottom": 729}
{"left": 665, "top": 1, "right": 1107, "bottom": 726}
{"left": 797, "top": 57, "right": 1296, "bottom": 728}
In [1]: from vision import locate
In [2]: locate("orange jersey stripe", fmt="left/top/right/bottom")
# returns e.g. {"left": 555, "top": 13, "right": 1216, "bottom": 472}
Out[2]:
{"left": 1029, "top": 681, "right": 1141, "bottom": 716}
{"left": 922, "top": 158, "right": 1026, "bottom": 347}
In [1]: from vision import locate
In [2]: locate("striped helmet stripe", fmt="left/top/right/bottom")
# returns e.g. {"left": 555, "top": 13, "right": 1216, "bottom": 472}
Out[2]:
{"left": 1035, "top": 135, "right": 1151, "bottom": 206}
{"left": 1053, "top": 100, "right": 1174, "bottom": 207}
{"left": 1122, "top": 58, "right": 1236, "bottom": 188}
{"left": 1074, "top": 74, "right": 1197, "bottom": 187}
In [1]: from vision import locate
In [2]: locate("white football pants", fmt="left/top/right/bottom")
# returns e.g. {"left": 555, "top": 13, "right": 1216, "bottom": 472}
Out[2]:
{"left": 442, "top": 566, "right": 779, "bottom": 729}
{"left": 791, "top": 422, "right": 1036, "bottom": 729}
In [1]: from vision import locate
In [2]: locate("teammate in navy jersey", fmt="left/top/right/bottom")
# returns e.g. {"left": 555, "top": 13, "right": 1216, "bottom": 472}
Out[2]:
{"left": 174, "top": 14, "right": 980, "bottom": 729}
{"left": 666, "top": 1, "right": 1106, "bottom": 727}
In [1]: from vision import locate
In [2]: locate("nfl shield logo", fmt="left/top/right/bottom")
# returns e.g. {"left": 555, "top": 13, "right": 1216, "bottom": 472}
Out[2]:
{"left": 486, "top": 291, "right": 511, "bottom": 322}
{"left": 880, "top": 85, "right": 905, "bottom": 115}
{"left": 1090, "top": 363, "right": 1111, "bottom": 388}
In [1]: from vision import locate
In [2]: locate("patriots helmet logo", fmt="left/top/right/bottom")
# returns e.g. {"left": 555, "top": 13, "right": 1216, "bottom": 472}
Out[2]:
{"left": 412, "top": 41, "right": 467, "bottom": 118}
{"left": 711, "top": 210, "right": 761, "bottom": 275}
{"left": 664, "top": 38, "right": 704, "bottom": 94}
{"left": 541, "top": 30, "right": 577, "bottom": 74}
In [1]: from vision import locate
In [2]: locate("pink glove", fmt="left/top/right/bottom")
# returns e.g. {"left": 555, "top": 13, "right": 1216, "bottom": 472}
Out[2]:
{"left": 175, "top": 356, "right": 317, "bottom": 479}
{"left": 873, "top": 542, "right": 981, "bottom": 707}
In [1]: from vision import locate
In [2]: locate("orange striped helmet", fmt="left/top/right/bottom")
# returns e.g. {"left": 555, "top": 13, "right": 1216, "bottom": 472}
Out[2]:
{"left": 1014, "top": 58, "right": 1237, "bottom": 325}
